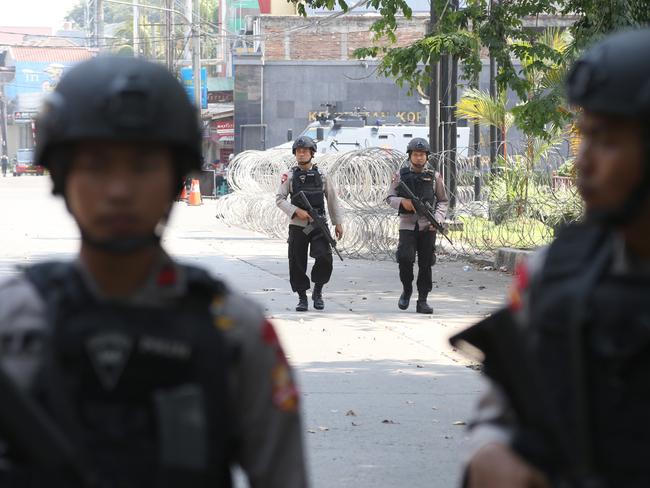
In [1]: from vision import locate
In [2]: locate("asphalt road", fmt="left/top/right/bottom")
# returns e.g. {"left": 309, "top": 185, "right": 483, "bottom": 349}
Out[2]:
{"left": 0, "top": 175, "right": 512, "bottom": 487}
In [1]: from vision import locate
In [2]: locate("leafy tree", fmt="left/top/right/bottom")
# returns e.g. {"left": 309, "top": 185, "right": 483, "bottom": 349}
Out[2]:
{"left": 65, "top": 0, "right": 134, "bottom": 29}
{"left": 291, "top": 0, "right": 650, "bottom": 138}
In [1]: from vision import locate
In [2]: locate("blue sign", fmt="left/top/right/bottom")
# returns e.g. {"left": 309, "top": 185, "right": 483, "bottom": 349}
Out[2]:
{"left": 4, "top": 61, "right": 75, "bottom": 110}
{"left": 180, "top": 67, "right": 208, "bottom": 109}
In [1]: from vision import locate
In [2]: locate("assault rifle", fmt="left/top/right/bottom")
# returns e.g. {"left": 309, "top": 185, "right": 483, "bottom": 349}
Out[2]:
{"left": 0, "top": 364, "right": 98, "bottom": 487}
{"left": 397, "top": 181, "right": 453, "bottom": 246}
{"left": 450, "top": 309, "right": 604, "bottom": 488}
{"left": 296, "top": 191, "right": 344, "bottom": 261}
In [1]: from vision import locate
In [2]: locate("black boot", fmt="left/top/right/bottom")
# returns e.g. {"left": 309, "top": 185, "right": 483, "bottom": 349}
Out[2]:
{"left": 296, "top": 291, "right": 308, "bottom": 312}
{"left": 416, "top": 293, "right": 433, "bottom": 314}
{"left": 398, "top": 286, "right": 412, "bottom": 310}
{"left": 312, "top": 283, "right": 324, "bottom": 310}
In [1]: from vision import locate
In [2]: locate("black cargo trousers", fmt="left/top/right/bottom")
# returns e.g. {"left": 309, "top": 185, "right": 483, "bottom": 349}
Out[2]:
{"left": 288, "top": 224, "right": 333, "bottom": 292}
{"left": 396, "top": 227, "right": 436, "bottom": 295}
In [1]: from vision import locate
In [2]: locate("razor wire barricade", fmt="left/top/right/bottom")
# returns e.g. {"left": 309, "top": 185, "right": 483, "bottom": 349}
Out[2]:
{"left": 433, "top": 139, "right": 583, "bottom": 259}
{"left": 215, "top": 148, "right": 405, "bottom": 260}
{"left": 214, "top": 145, "right": 583, "bottom": 260}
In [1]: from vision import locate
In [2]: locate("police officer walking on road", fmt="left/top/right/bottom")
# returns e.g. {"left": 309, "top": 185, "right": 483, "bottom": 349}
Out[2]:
{"left": 386, "top": 138, "right": 448, "bottom": 314}
{"left": 0, "top": 56, "right": 307, "bottom": 487}
{"left": 462, "top": 29, "right": 650, "bottom": 488}
{"left": 276, "top": 136, "right": 343, "bottom": 312}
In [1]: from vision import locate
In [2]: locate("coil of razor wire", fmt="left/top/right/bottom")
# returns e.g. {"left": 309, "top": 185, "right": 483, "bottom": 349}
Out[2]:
{"left": 215, "top": 143, "right": 583, "bottom": 260}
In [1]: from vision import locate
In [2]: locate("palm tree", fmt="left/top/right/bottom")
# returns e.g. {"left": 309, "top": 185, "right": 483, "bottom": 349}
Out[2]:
{"left": 456, "top": 88, "right": 513, "bottom": 159}
{"left": 456, "top": 28, "right": 573, "bottom": 153}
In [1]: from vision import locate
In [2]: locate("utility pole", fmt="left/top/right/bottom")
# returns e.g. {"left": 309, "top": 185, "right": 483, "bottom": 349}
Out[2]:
{"left": 428, "top": 0, "right": 439, "bottom": 156}
{"left": 0, "top": 95, "right": 8, "bottom": 159}
{"left": 184, "top": 0, "right": 192, "bottom": 62}
{"left": 473, "top": 67, "right": 481, "bottom": 199}
{"left": 132, "top": 0, "right": 139, "bottom": 57}
{"left": 440, "top": 54, "right": 449, "bottom": 157}
{"left": 165, "top": 0, "right": 174, "bottom": 70}
{"left": 489, "top": 0, "right": 497, "bottom": 172}
{"left": 489, "top": 55, "right": 497, "bottom": 170}
{"left": 91, "top": 0, "right": 104, "bottom": 48}
{"left": 449, "top": 54, "right": 458, "bottom": 214}
{"left": 192, "top": 0, "right": 202, "bottom": 110}
{"left": 96, "top": 0, "right": 104, "bottom": 47}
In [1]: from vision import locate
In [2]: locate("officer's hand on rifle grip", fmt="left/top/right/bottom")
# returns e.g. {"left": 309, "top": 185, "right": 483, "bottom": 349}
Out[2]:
{"left": 468, "top": 443, "right": 551, "bottom": 488}
{"left": 335, "top": 224, "right": 343, "bottom": 240}
{"left": 401, "top": 199, "right": 415, "bottom": 212}
{"left": 294, "top": 208, "right": 312, "bottom": 221}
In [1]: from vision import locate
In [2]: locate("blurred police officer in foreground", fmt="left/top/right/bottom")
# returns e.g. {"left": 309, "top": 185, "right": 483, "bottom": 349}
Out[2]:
{"left": 0, "top": 56, "right": 307, "bottom": 487}
{"left": 386, "top": 138, "right": 448, "bottom": 314}
{"left": 462, "top": 29, "right": 650, "bottom": 488}
{"left": 276, "top": 136, "right": 343, "bottom": 312}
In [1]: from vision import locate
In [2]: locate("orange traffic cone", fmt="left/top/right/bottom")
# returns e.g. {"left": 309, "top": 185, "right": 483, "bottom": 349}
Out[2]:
{"left": 178, "top": 185, "right": 188, "bottom": 201}
{"left": 187, "top": 178, "right": 203, "bottom": 206}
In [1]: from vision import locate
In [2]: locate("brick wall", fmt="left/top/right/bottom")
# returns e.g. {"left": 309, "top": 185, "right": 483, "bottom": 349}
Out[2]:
{"left": 261, "top": 15, "right": 428, "bottom": 61}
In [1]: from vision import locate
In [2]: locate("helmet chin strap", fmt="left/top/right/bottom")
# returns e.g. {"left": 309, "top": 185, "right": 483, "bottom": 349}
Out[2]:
{"left": 80, "top": 230, "right": 162, "bottom": 254}
{"left": 410, "top": 158, "right": 427, "bottom": 170}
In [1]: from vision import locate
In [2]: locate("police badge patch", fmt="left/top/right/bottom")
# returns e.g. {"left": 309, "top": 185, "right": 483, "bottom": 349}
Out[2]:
{"left": 86, "top": 332, "right": 134, "bottom": 390}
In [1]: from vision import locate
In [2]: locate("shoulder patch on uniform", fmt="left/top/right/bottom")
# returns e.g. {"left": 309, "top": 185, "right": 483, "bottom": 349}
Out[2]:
{"left": 262, "top": 320, "right": 299, "bottom": 412}
{"left": 271, "top": 360, "right": 299, "bottom": 413}
{"left": 281, "top": 173, "right": 288, "bottom": 183}
{"left": 262, "top": 319, "right": 279, "bottom": 345}
{"left": 211, "top": 295, "right": 234, "bottom": 331}
{"left": 509, "top": 260, "right": 530, "bottom": 312}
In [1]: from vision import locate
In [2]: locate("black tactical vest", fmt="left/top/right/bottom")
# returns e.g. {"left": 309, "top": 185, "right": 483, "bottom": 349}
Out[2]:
{"left": 290, "top": 165, "right": 325, "bottom": 214}
{"left": 9, "top": 262, "right": 233, "bottom": 488}
{"left": 524, "top": 224, "right": 650, "bottom": 487}
{"left": 396, "top": 166, "right": 436, "bottom": 215}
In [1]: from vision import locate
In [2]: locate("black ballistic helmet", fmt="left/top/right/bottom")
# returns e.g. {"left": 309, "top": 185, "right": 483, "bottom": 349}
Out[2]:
{"left": 567, "top": 29, "right": 650, "bottom": 118}
{"left": 292, "top": 136, "right": 317, "bottom": 155}
{"left": 35, "top": 56, "right": 202, "bottom": 191}
{"left": 567, "top": 28, "right": 650, "bottom": 224}
{"left": 407, "top": 137, "right": 431, "bottom": 155}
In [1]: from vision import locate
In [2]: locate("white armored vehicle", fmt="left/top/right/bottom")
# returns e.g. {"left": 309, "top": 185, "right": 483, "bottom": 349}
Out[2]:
{"left": 272, "top": 113, "right": 470, "bottom": 156}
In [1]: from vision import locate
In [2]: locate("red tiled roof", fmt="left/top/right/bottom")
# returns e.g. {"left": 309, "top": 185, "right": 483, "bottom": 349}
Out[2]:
{"left": 10, "top": 46, "right": 96, "bottom": 63}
